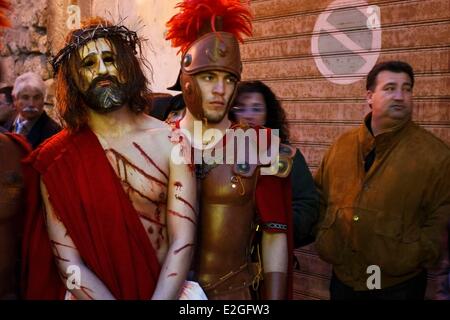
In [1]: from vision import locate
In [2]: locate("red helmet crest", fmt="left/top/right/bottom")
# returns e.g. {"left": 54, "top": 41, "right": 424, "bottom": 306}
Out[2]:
{"left": 0, "top": 0, "right": 11, "bottom": 28}
{"left": 166, "top": 0, "right": 252, "bottom": 54}
{"left": 166, "top": 0, "right": 253, "bottom": 122}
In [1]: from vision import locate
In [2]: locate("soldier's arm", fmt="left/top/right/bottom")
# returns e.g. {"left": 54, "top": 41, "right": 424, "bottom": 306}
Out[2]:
{"left": 41, "top": 179, "right": 115, "bottom": 300}
{"left": 262, "top": 231, "right": 288, "bottom": 299}
{"left": 256, "top": 174, "right": 289, "bottom": 299}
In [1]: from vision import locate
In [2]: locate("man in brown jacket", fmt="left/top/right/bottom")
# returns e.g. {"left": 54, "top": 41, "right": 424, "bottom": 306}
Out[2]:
{"left": 315, "top": 60, "right": 450, "bottom": 300}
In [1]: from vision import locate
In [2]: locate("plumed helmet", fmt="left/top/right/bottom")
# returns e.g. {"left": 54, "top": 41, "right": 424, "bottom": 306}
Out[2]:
{"left": 166, "top": 0, "right": 252, "bottom": 120}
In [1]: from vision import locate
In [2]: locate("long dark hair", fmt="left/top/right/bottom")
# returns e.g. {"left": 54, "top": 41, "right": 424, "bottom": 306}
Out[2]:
{"left": 55, "top": 17, "right": 151, "bottom": 131}
{"left": 230, "top": 80, "right": 290, "bottom": 143}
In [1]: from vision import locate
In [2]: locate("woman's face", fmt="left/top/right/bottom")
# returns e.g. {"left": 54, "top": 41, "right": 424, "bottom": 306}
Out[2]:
{"left": 232, "top": 92, "right": 267, "bottom": 126}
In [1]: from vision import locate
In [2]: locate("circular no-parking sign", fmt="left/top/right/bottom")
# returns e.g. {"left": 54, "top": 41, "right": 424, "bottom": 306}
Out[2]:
{"left": 311, "top": 0, "right": 382, "bottom": 85}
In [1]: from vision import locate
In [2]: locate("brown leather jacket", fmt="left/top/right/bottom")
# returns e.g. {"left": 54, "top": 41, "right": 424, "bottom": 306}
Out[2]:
{"left": 0, "top": 133, "right": 29, "bottom": 299}
{"left": 315, "top": 114, "right": 450, "bottom": 290}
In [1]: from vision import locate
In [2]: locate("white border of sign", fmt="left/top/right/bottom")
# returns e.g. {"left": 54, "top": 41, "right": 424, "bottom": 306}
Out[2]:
{"left": 311, "top": 0, "right": 382, "bottom": 85}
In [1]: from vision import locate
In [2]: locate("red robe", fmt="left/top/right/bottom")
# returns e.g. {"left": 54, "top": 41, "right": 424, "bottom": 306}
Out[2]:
{"left": 21, "top": 127, "right": 160, "bottom": 299}
{"left": 244, "top": 124, "right": 295, "bottom": 299}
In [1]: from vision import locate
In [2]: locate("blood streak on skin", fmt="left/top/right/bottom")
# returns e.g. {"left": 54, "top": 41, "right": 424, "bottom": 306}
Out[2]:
{"left": 107, "top": 149, "right": 167, "bottom": 230}
{"left": 175, "top": 194, "right": 197, "bottom": 216}
{"left": 80, "top": 286, "right": 95, "bottom": 300}
{"left": 174, "top": 243, "right": 195, "bottom": 255}
{"left": 167, "top": 130, "right": 196, "bottom": 174}
{"left": 59, "top": 265, "right": 94, "bottom": 299}
{"left": 138, "top": 212, "right": 166, "bottom": 228}
{"left": 57, "top": 269, "right": 68, "bottom": 281}
{"left": 138, "top": 211, "right": 165, "bottom": 243}
{"left": 154, "top": 206, "right": 161, "bottom": 225}
{"left": 133, "top": 142, "right": 169, "bottom": 180}
{"left": 158, "top": 226, "right": 165, "bottom": 241}
{"left": 139, "top": 212, "right": 165, "bottom": 246}
{"left": 50, "top": 240, "right": 75, "bottom": 263}
{"left": 122, "top": 180, "right": 164, "bottom": 207}
{"left": 106, "top": 148, "right": 170, "bottom": 247}
{"left": 168, "top": 273, "right": 178, "bottom": 278}
{"left": 167, "top": 209, "right": 196, "bottom": 225}
{"left": 174, "top": 181, "right": 183, "bottom": 191}
{"left": 106, "top": 148, "right": 167, "bottom": 187}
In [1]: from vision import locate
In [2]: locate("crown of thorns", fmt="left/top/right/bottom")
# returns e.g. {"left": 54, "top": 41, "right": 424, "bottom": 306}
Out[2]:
{"left": 50, "top": 24, "right": 139, "bottom": 73}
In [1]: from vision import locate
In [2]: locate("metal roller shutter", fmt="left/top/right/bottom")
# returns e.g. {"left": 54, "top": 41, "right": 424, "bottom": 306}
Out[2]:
{"left": 242, "top": 0, "right": 450, "bottom": 300}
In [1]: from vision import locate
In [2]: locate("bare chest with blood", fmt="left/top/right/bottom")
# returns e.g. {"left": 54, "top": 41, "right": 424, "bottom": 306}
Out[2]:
{"left": 96, "top": 132, "right": 170, "bottom": 263}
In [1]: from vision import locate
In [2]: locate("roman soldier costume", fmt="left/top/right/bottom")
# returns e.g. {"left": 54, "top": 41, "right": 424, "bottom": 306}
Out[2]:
{"left": 166, "top": 0, "right": 294, "bottom": 299}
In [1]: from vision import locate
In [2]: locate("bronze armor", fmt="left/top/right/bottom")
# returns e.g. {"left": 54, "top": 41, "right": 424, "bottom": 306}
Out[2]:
{"left": 192, "top": 134, "right": 295, "bottom": 299}
{"left": 194, "top": 160, "right": 260, "bottom": 300}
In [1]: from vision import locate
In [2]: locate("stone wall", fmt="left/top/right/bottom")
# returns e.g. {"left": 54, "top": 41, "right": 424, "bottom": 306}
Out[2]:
{"left": 0, "top": 0, "right": 180, "bottom": 101}
{"left": 90, "top": 0, "right": 180, "bottom": 93}
{"left": 0, "top": 0, "right": 75, "bottom": 117}
{"left": 0, "top": 0, "right": 50, "bottom": 87}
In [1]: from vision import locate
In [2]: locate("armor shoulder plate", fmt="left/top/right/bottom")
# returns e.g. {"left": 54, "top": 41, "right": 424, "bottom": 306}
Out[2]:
{"left": 261, "top": 143, "right": 296, "bottom": 178}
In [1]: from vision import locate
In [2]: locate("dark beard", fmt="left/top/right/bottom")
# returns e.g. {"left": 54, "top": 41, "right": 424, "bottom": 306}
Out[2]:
{"left": 83, "top": 75, "right": 127, "bottom": 114}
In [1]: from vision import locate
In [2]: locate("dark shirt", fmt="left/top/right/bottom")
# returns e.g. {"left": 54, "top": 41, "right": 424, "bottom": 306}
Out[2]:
{"left": 291, "top": 148, "right": 320, "bottom": 247}
{"left": 434, "top": 221, "right": 450, "bottom": 300}
{"left": 149, "top": 93, "right": 185, "bottom": 121}
{"left": 364, "top": 148, "right": 376, "bottom": 172}
{"left": 24, "top": 112, "right": 61, "bottom": 149}
{"left": 363, "top": 116, "right": 376, "bottom": 172}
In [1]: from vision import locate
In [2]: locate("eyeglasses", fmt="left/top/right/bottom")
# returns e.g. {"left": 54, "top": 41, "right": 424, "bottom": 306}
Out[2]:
{"left": 231, "top": 105, "right": 266, "bottom": 115}
{"left": 0, "top": 101, "right": 12, "bottom": 107}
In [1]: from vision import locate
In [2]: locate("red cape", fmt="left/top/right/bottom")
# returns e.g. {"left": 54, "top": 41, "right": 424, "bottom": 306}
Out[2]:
{"left": 20, "top": 127, "right": 160, "bottom": 299}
